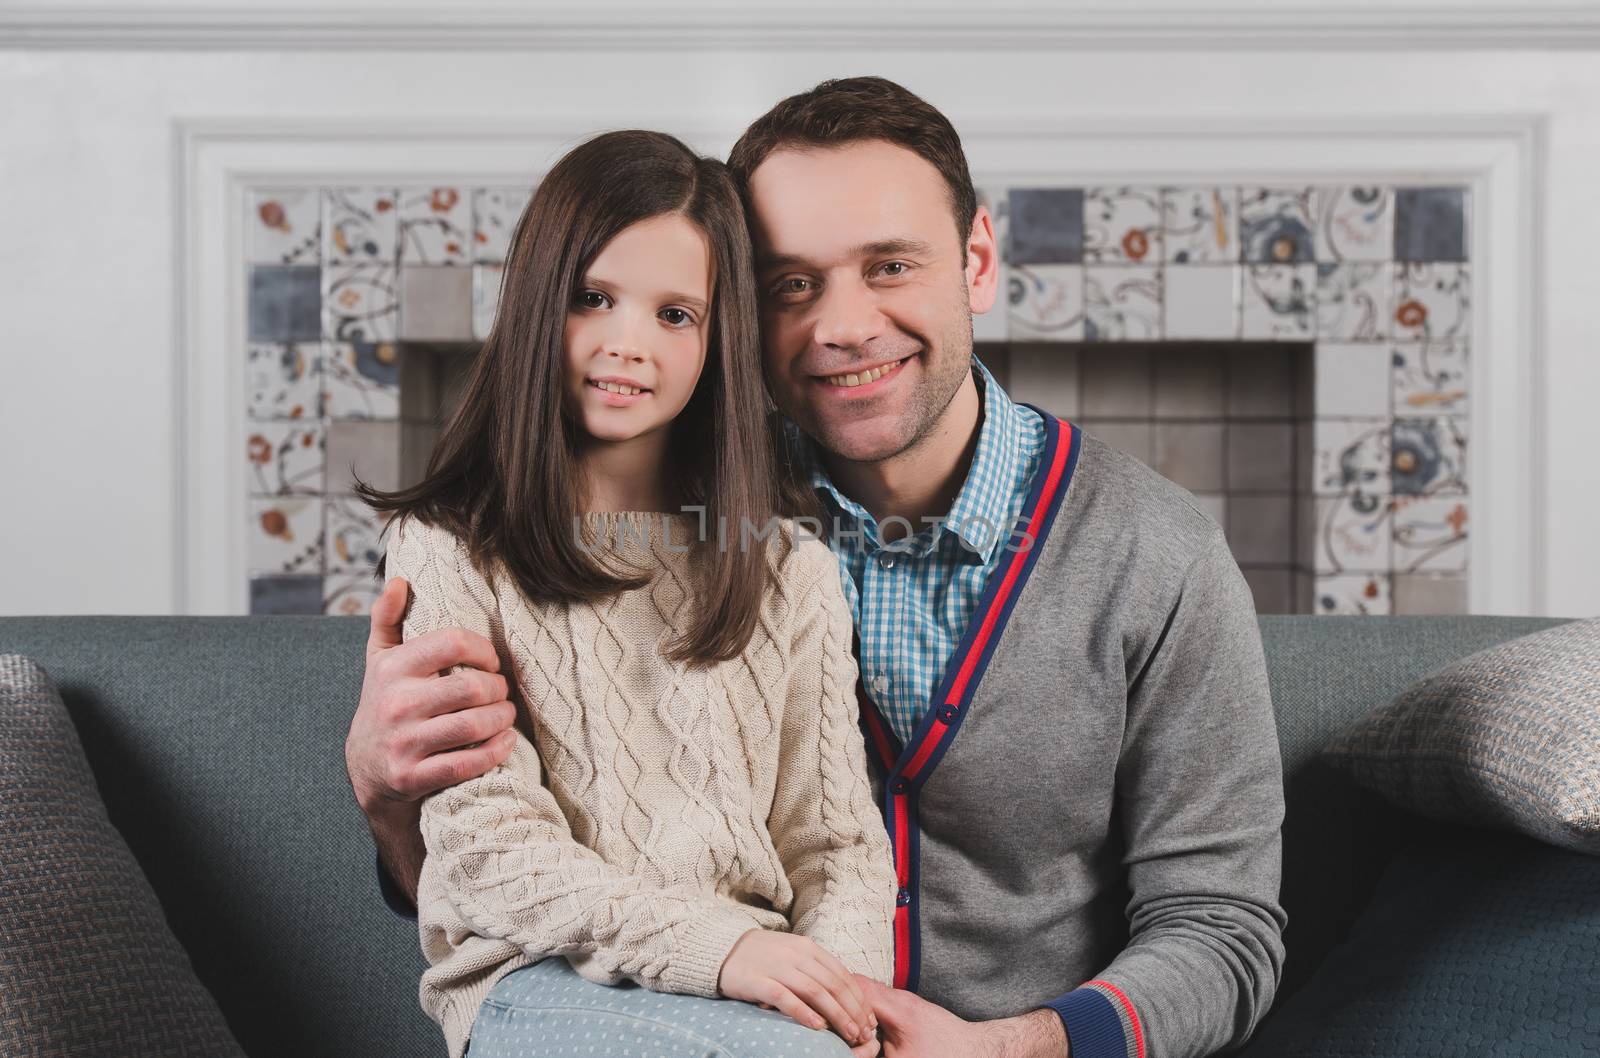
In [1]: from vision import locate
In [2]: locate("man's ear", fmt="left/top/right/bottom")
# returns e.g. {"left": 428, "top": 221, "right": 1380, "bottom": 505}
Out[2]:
{"left": 965, "top": 205, "right": 1001, "bottom": 316}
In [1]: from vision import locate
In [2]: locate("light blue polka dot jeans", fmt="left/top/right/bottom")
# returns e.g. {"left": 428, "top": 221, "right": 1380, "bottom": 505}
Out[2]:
{"left": 463, "top": 957, "right": 858, "bottom": 1058}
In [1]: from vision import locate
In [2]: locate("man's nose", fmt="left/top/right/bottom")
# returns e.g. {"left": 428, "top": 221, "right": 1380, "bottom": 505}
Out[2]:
{"left": 811, "top": 278, "right": 883, "bottom": 351}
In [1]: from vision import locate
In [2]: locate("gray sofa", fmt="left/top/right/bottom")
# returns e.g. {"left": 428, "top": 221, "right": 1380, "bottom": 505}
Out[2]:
{"left": 0, "top": 614, "right": 1579, "bottom": 1057}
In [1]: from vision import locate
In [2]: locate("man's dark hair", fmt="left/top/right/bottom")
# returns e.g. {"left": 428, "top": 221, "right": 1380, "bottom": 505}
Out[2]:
{"left": 727, "top": 76, "right": 979, "bottom": 253}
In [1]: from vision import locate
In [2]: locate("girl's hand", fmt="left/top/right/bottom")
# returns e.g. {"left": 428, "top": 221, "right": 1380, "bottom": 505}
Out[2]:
{"left": 718, "top": 929, "right": 878, "bottom": 1047}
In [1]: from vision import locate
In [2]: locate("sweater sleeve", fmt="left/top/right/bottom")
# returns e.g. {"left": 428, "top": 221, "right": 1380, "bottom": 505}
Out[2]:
{"left": 765, "top": 535, "right": 899, "bottom": 983}
{"left": 385, "top": 515, "right": 787, "bottom": 999}
{"left": 1041, "top": 527, "right": 1288, "bottom": 1058}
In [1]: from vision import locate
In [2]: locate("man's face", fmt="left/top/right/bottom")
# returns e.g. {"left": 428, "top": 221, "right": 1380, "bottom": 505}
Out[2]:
{"left": 747, "top": 140, "right": 998, "bottom": 465}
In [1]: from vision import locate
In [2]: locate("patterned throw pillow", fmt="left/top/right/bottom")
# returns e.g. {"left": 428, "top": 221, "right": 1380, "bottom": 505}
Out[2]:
{"left": 0, "top": 654, "right": 246, "bottom": 1058}
{"left": 1321, "top": 617, "right": 1600, "bottom": 854}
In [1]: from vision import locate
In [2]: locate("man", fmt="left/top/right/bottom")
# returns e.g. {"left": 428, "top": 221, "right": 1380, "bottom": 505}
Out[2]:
{"left": 345, "top": 76, "right": 1287, "bottom": 1058}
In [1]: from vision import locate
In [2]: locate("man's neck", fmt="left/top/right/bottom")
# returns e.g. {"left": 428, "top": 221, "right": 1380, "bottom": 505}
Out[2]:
{"left": 820, "top": 368, "right": 982, "bottom": 542}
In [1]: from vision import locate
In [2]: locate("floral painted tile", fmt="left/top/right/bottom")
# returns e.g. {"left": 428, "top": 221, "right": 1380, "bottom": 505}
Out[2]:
{"left": 250, "top": 574, "right": 325, "bottom": 615}
{"left": 1393, "top": 494, "right": 1468, "bottom": 573}
{"left": 1083, "top": 187, "right": 1163, "bottom": 264}
{"left": 1316, "top": 263, "right": 1391, "bottom": 342}
{"left": 473, "top": 187, "right": 531, "bottom": 263}
{"left": 245, "top": 421, "right": 324, "bottom": 495}
{"left": 246, "top": 341, "right": 320, "bottom": 420}
{"left": 399, "top": 187, "right": 472, "bottom": 265}
{"left": 1313, "top": 573, "right": 1393, "bottom": 615}
{"left": 1240, "top": 187, "right": 1319, "bottom": 264}
{"left": 1392, "top": 340, "right": 1469, "bottom": 418}
{"left": 324, "top": 188, "right": 399, "bottom": 264}
{"left": 1006, "top": 188, "right": 1083, "bottom": 265}
{"left": 1316, "top": 186, "right": 1394, "bottom": 263}
{"left": 474, "top": 262, "right": 505, "bottom": 342}
{"left": 247, "top": 189, "right": 321, "bottom": 265}
{"left": 1009, "top": 264, "right": 1085, "bottom": 342}
{"left": 322, "top": 340, "right": 400, "bottom": 420}
{"left": 323, "top": 263, "right": 399, "bottom": 344}
{"left": 1241, "top": 264, "right": 1315, "bottom": 339}
{"left": 324, "top": 493, "right": 388, "bottom": 573}
{"left": 1392, "top": 417, "right": 1467, "bottom": 496}
{"left": 1302, "top": 417, "right": 1391, "bottom": 497}
{"left": 1084, "top": 266, "right": 1162, "bottom": 341}
{"left": 973, "top": 185, "right": 1010, "bottom": 342}
{"left": 1309, "top": 492, "right": 1393, "bottom": 574}
{"left": 1161, "top": 187, "right": 1238, "bottom": 265}
{"left": 1393, "top": 263, "right": 1470, "bottom": 341}
{"left": 323, "top": 569, "right": 382, "bottom": 616}
{"left": 247, "top": 495, "right": 323, "bottom": 575}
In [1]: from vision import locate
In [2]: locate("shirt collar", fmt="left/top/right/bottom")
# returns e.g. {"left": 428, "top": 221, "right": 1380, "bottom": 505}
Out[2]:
{"left": 789, "top": 355, "right": 1030, "bottom": 563}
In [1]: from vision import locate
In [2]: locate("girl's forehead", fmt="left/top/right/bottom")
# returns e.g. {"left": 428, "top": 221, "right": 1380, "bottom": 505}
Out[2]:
{"left": 587, "top": 214, "right": 714, "bottom": 299}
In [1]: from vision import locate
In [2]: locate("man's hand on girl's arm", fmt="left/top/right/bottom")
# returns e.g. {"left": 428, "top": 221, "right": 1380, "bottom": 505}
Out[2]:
{"left": 855, "top": 976, "right": 1069, "bottom": 1058}
{"left": 343, "top": 576, "right": 520, "bottom": 908}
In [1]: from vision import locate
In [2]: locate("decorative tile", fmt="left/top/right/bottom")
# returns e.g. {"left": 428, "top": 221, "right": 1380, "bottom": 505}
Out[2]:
{"left": 398, "top": 187, "right": 471, "bottom": 265}
{"left": 1393, "top": 494, "right": 1469, "bottom": 573}
{"left": 248, "top": 265, "right": 322, "bottom": 342}
{"left": 1241, "top": 264, "right": 1315, "bottom": 339}
{"left": 1083, "top": 187, "right": 1163, "bottom": 264}
{"left": 245, "top": 421, "right": 324, "bottom": 495}
{"left": 324, "top": 570, "right": 382, "bottom": 617}
{"left": 1154, "top": 422, "right": 1224, "bottom": 492}
{"left": 1084, "top": 265, "right": 1162, "bottom": 341}
{"left": 1393, "top": 573, "right": 1468, "bottom": 615}
{"left": 322, "top": 341, "right": 400, "bottom": 420}
{"left": 1240, "top": 187, "right": 1318, "bottom": 264}
{"left": 1081, "top": 348, "right": 1152, "bottom": 418}
{"left": 973, "top": 185, "right": 1010, "bottom": 343}
{"left": 1309, "top": 492, "right": 1393, "bottom": 573}
{"left": 473, "top": 187, "right": 531, "bottom": 263}
{"left": 1227, "top": 494, "right": 1294, "bottom": 565}
{"left": 323, "top": 262, "right": 399, "bottom": 344}
{"left": 1009, "top": 264, "right": 1085, "bottom": 342}
{"left": 1227, "top": 422, "right": 1294, "bottom": 492}
{"left": 324, "top": 493, "right": 388, "bottom": 573}
{"left": 1392, "top": 417, "right": 1467, "bottom": 496}
{"left": 325, "top": 419, "right": 402, "bottom": 494}
{"left": 1162, "top": 187, "right": 1238, "bottom": 265}
{"left": 250, "top": 574, "right": 326, "bottom": 616}
{"left": 1392, "top": 340, "right": 1469, "bottom": 417}
{"left": 1393, "top": 263, "right": 1470, "bottom": 341}
{"left": 247, "top": 341, "right": 320, "bottom": 420}
{"left": 1006, "top": 188, "right": 1083, "bottom": 265}
{"left": 1316, "top": 186, "right": 1394, "bottom": 263}
{"left": 1313, "top": 573, "right": 1392, "bottom": 615}
{"left": 474, "top": 263, "right": 505, "bottom": 342}
{"left": 247, "top": 189, "right": 321, "bottom": 265}
{"left": 399, "top": 266, "right": 474, "bottom": 341}
{"left": 1303, "top": 418, "right": 1391, "bottom": 496}
{"left": 1164, "top": 265, "right": 1239, "bottom": 340}
{"left": 1008, "top": 345, "right": 1079, "bottom": 418}
{"left": 323, "top": 188, "right": 399, "bottom": 264}
{"left": 1153, "top": 349, "right": 1226, "bottom": 419}
{"left": 1305, "top": 342, "right": 1391, "bottom": 419}
{"left": 247, "top": 496, "right": 323, "bottom": 575}
{"left": 1395, "top": 188, "right": 1468, "bottom": 262}
{"left": 1316, "top": 262, "right": 1391, "bottom": 342}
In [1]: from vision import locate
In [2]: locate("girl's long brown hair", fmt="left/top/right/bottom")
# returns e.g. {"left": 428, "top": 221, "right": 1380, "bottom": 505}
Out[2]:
{"left": 357, "top": 130, "right": 784, "bottom": 666}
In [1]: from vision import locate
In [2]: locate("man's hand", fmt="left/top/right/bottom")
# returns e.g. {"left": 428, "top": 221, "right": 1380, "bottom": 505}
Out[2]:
{"left": 856, "top": 976, "right": 1068, "bottom": 1058}
{"left": 343, "top": 576, "right": 519, "bottom": 905}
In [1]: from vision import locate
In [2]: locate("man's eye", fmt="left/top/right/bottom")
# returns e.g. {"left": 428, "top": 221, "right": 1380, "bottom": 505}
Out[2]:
{"left": 878, "top": 261, "right": 908, "bottom": 278}
{"left": 660, "top": 308, "right": 692, "bottom": 327}
{"left": 770, "top": 277, "right": 812, "bottom": 297}
{"left": 576, "top": 290, "right": 608, "bottom": 309}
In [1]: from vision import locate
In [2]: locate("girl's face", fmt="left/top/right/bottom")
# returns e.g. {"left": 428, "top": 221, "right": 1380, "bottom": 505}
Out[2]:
{"left": 564, "top": 212, "right": 714, "bottom": 447}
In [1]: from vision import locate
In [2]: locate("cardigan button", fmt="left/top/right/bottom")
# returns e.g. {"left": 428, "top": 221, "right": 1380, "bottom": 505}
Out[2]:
{"left": 938, "top": 705, "right": 958, "bottom": 723}
{"left": 891, "top": 779, "right": 909, "bottom": 795}
{"left": 896, "top": 888, "right": 911, "bottom": 907}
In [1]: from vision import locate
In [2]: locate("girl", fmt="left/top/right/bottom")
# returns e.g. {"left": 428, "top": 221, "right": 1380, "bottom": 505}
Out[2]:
{"left": 356, "top": 130, "right": 896, "bottom": 1058}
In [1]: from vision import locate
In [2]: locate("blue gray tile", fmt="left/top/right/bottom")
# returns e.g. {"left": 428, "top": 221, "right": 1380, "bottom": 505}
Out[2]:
{"left": 1395, "top": 187, "right": 1468, "bottom": 262}
{"left": 248, "top": 265, "right": 322, "bottom": 342}
{"left": 1006, "top": 188, "right": 1083, "bottom": 265}
{"left": 249, "top": 574, "right": 325, "bottom": 615}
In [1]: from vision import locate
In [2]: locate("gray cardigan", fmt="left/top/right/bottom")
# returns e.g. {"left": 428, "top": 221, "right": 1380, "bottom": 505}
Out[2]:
{"left": 855, "top": 416, "right": 1286, "bottom": 1058}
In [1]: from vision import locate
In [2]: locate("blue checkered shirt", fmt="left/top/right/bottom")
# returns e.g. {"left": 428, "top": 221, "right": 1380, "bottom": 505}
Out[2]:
{"left": 791, "top": 357, "right": 1047, "bottom": 745}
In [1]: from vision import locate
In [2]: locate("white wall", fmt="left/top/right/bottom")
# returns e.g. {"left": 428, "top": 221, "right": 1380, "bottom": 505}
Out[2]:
{"left": 2, "top": 7, "right": 1597, "bottom": 616}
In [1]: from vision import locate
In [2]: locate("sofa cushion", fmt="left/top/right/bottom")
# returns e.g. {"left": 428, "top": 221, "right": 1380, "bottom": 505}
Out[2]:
{"left": 0, "top": 654, "right": 246, "bottom": 1058}
{"left": 1237, "top": 822, "right": 1600, "bottom": 1056}
{"left": 1321, "top": 616, "right": 1600, "bottom": 854}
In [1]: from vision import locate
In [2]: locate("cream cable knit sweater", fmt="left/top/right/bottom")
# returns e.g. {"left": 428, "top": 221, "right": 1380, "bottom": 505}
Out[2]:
{"left": 384, "top": 512, "right": 897, "bottom": 1058}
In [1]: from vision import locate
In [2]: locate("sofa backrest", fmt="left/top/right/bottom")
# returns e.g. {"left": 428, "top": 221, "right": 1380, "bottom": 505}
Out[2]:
{"left": 0, "top": 614, "right": 1569, "bottom": 1057}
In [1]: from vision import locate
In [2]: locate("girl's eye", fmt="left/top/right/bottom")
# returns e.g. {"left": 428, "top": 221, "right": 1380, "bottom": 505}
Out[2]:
{"left": 660, "top": 308, "right": 693, "bottom": 327}
{"left": 576, "top": 290, "right": 609, "bottom": 310}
